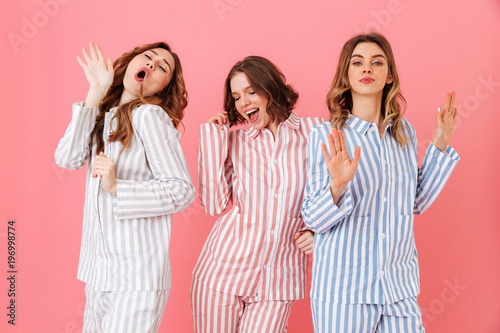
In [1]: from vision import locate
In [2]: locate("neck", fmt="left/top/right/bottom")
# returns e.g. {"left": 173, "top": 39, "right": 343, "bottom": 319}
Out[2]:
{"left": 350, "top": 91, "right": 384, "bottom": 127}
{"left": 266, "top": 119, "right": 280, "bottom": 139}
{"left": 119, "top": 90, "right": 134, "bottom": 106}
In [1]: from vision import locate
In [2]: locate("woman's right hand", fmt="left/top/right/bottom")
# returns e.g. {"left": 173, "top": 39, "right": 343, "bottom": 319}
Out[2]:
{"left": 76, "top": 42, "right": 114, "bottom": 107}
{"left": 208, "top": 111, "right": 229, "bottom": 129}
{"left": 321, "top": 128, "right": 361, "bottom": 204}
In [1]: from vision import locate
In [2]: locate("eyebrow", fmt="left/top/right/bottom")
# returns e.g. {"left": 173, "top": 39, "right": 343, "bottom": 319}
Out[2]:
{"left": 150, "top": 49, "right": 172, "bottom": 71}
{"left": 351, "top": 54, "right": 387, "bottom": 60}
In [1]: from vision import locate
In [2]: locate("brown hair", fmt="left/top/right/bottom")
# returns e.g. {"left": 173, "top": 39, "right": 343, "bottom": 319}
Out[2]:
{"left": 223, "top": 56, "right": 298, "bottom": 127}
{"left": 91, "top": 42, "right": 188, "bottom": 154}
{"left": 326, "top": 33, "right": 407, "bottom": 147}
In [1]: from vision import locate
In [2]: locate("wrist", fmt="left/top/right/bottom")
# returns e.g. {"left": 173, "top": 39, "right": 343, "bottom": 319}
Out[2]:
{"left": 431, "top": 138, "right": 448, "bottom": 152}
{"left": 84, "top": 86, "right": 110, "bottom": 107}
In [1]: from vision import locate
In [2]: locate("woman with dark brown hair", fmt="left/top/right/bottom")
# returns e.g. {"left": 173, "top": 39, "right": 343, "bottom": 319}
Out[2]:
{"left": 302, "top": 33, "right": 459, "bottom": 332}
{"left": 55, "top": 42, "right": 195, "bottom": 332}
{"left": 190, "top": 56, "right": 321, "bottom": 332}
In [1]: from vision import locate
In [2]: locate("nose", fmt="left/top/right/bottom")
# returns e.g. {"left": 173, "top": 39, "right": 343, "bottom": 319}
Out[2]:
{"left": 146, "top": 60, "right": 156, "bottom": 70}
{"left": 362, "top": 64, "right": 372, "bottom": 74}
{"left": 240, "top": 95, "right": 250, "bottom": 107}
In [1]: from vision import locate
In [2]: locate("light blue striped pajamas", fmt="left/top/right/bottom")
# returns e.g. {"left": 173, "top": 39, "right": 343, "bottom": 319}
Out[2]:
{"left": 302, "top": 116, "right": 459, "bottom": 332}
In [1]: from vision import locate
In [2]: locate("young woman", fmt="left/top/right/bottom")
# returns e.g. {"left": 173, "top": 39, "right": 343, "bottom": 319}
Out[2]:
{"left": 55, "top": 42, "right": 195, "bottom": 332}
{"left": 302, "top": 33, "right": 459, "bottom": 332}
{"left": 191, "top": 56, "right": 320, "bottom": 332}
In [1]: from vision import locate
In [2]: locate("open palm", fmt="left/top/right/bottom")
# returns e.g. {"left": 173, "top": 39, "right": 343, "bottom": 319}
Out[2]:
{"left": 321, "top": 128, "right": 361, "bottom": 189}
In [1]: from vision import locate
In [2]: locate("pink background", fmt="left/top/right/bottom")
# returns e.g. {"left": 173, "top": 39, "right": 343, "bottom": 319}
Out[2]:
{"left": 1, "top": 0, "right": 499, "bottom": 332}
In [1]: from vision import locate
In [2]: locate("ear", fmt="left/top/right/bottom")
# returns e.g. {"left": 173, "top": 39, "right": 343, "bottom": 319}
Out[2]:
{"left": 386, "top": 72, "right": 393, "bottom": 84}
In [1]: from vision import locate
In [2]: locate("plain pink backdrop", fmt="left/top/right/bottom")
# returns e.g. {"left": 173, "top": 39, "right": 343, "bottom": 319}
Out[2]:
{"left": 1, "top": 0, "right": 499, "bottom": 332}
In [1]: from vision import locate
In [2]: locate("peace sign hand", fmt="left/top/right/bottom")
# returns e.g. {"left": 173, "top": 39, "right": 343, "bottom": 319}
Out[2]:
{"left": 321, "top": 128, "right": 361, "bottom": 204}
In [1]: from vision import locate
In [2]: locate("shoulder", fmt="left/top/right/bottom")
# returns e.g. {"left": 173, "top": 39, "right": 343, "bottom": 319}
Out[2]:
{"left": 132, "top": 104, "right": 180, "bottom": 139}
{"left": 399, "top": 117, "right": 416, "bottom": 138}
{"left": 299, "top": 116, "right": 326, "bottom": 130}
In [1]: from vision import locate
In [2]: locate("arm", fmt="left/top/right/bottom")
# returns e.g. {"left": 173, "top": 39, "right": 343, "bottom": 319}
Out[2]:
{"left": 55, "top": 102, "right": 98, "bottom": 169}
{"left": 198, "top": 119, "right": 233, "bottom": 216}
{"left": 414, "top": 91, "right": 460, "bottom": 214}
{"left": 114, "top": 106, "right": 195, "bottom": 220}
{"left": 301, "top": 126, "right": 356, "bottom": 234}
{"left": 413, "top": 141, "right": 460, "bottom": 214}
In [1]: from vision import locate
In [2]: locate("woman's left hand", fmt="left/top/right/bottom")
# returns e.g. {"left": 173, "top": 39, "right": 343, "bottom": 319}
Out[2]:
{"left": 294, "top": 230, "right": 314, "bottom": 255}
{"left": 432, "top": 91, "right": 457, "bottom": 152}
{"left": 92, "top": 152, "right": 117, "bottom": 194}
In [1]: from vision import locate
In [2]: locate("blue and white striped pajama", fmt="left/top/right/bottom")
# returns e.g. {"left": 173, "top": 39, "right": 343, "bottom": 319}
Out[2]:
{"left": 302, "top": 116, "right": 459, "bottom": 332}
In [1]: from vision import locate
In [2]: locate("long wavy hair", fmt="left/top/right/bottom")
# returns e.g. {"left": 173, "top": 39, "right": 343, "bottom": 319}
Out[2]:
{"left": 326, "top": 33, "right": 407, "bottom": 147}
{"left": 223, "top": 56, "right": 299, "bottom": 127}
{"left": 91, "top": 42, "right": 188, "bottom": 154}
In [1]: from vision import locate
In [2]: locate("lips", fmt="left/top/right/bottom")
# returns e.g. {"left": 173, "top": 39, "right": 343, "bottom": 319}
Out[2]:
{"left": 135, "top": 67, "right": 149, "bottom": 82}
{"left": 360, "top": 77, "right": 374, "bottom": 84}
{"left": 245, "top": 108, "right": 260, "bottom": 122}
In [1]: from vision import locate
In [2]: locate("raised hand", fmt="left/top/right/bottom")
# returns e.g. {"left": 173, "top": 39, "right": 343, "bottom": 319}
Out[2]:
{"left": 208, "top": 111, "right": 229, "bottom": 129}
{"left": 92, "top": 152, "right": 117, "bottom": 194}
{"left": 432, "top": 91, "right": 457, "bottom": 152}
{"left": 294, "top": 230, "right": 314, "bottom": 255}
{"left": 76, "top": 42, "right": 114, "bottom": 107}
{"left": 321, "top": 128, "right": 361, "bottom": 204}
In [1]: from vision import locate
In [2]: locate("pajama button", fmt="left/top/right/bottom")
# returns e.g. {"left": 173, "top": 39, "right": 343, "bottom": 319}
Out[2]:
{"left": 273, "top": 160, "right": 278, "bottom": 164}
{"left": 381, "top": 271, "right": 385, "bottom": 276}
{"left": 274, "top": 194, "right": 278, "bottom": 199}
{"left": 263, "top": 265, "right": 267, "bottom": 270}
{"left": 381, "top": 233, "right": 386, "bottom": 239}
{"left": 383, "top": 197, "right": 387, "bottom": 202}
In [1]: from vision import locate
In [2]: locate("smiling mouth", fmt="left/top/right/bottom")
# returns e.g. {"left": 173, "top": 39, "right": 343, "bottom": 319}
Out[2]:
{"left": 135, "top": 68, "right": 149, "bottom": 82}
{"left": 246, "top": 108, "right": 259, "bottom": 122}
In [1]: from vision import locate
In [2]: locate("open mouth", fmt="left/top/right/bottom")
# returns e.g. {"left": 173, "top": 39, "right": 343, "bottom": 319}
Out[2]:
{"left": 246, "top": 108, "right": 260, "bottom": 122}
{"left": 135, "top": 67, "right": 149, "bottom": 82}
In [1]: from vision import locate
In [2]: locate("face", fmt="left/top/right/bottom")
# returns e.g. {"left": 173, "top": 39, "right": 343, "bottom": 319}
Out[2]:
{"left": 230, "top": 72, "right": 276, "bottom": 132}
{"left": 347, "top": 42, "right": 392, "bottom": 97}
{"left": 121, "top": 47, "right": 175, "bottom": 104}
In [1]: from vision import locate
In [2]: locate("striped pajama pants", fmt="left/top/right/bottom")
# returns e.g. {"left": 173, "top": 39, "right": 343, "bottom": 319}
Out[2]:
{"left": 190, "top": 278, "right": 296, "bottom": 333}
{"left": 82, "top": 284, "right": 170, "bottom": 333}
{"left": 311, "top": 296, "right": 425, "bottom": 333}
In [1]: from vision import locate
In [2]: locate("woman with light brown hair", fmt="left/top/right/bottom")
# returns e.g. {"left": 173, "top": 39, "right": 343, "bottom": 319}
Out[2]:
{"left": 302, "top": 33, "right": 460, "bottom": 332}
{"left": 55, "top": 42, "right": 195, "bottom": 332}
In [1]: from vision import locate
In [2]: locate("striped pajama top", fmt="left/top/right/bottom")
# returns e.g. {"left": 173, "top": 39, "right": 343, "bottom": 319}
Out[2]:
{"left": 55, "top": 102, "right": 195, "bottom": 291}
{"left": 192, "top": 113, "right": 323, "bottom": 301}
{"left": 302, "top": 116, "right": 460, "bottom": 304}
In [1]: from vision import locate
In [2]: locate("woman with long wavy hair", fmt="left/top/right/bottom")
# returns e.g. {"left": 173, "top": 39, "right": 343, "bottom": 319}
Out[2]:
{"left": 191, "top": 56, "right": 320, "bottom": 332}
{"left": 302, "top": 33, "right": 460, "bottom": 332}
{"left": 55, "top": 42, "right": 195, "bottom": 332}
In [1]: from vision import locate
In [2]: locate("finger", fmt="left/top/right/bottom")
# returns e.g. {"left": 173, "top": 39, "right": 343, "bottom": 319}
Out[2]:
{"left": 106, "top": 57, "right": 113, "bottom": 72}
{"left": 449, "top": 91, "right": 456, "bottom": 111}
{"left": 338, "top": 130, "right": 347, "bottom": 154}
{"left": 321, "top": 143, "right": 331, "bottom": 162}
{"left": 76, "top": 56, "right": 86, "bottom": 69}
{"left": 295, "top": 234, "right": 308, "bottom": 244}
{"left": 436, "top": 107, "right": 442, "bottom": 126}
{"left": 293, "top": 232, "right": 301, "bottom": 240}
{"left": 332, "top": 128, "right": 342, "bottom": 153}
{"left": 89, "top": 42, "right": 98, "bottom": 61}
{"left": 82, "top": 48, "right": 92, "bottom": 64}
{"left": 95, "top": 43, "right": 105, "bottom": 62}
{"left": 453, "top": 107, "right": 458, "bottom": 120}
{"left": 444, "top": 92, "right": 451, "bottom": 113}
{"left": 352, "top": 146, "right": 361, "bottom": 167}
{"left": 328, "top": 132, "right": 337, "bottom": 156}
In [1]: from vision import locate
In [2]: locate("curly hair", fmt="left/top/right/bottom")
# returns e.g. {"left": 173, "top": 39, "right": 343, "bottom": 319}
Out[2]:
{"left": 223, "top": 56, "right": 298, "bottom": 127}
{"left": 91, "top": 42, "right": 188, "bottom": 154}
{"left": 326, "top": 33, "right": 407, "bottom": 147}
